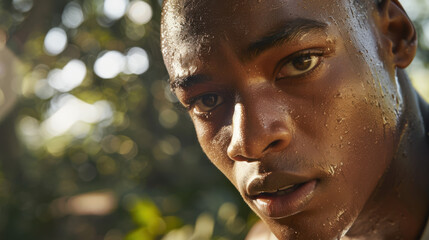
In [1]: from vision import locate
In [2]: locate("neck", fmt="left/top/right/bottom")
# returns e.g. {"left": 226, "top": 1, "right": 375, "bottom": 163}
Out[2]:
{"left": 346, "top": 70, "right": 429, "bottom": 240}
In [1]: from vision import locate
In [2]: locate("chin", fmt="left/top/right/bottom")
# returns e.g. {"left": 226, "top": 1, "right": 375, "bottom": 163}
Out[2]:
{"left": 260, "top": 207, "right": 359, "bottom": 240}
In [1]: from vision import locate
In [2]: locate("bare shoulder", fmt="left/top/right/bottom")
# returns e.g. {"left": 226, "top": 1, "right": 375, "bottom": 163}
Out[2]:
{"left": 246, "top": 220, "right": 278, "bottom": 240}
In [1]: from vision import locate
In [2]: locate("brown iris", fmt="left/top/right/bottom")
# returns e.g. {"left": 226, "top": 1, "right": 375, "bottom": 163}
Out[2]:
{"left": 201, "top": 94, "right": 218, "bottom": 108}
{"left": 292, "top": 56, "right": 313, "bottom": 71}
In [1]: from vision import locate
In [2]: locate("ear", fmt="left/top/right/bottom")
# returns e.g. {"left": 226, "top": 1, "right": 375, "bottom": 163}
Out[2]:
{"left": 376, "top": 0, "right": 417, "bottom": 68}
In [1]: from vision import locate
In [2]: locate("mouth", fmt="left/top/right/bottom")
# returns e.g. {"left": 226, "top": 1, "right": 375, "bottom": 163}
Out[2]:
{"left": 256, "top": 183, "right": 305, "bottom": 197}
{"left": 249, "top": 180, "right": 317, "bottom": 219}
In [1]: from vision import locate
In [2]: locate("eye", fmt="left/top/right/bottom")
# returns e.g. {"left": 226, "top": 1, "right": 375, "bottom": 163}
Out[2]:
{"left": 276, "top": 50, "right": 323, "bottom": 80}
{"left": 192, "top": 93, "right": 224, "bottom": 114}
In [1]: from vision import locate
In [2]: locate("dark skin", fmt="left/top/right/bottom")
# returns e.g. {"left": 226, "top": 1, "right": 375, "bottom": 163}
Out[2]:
{"left": 161, "top": 0, "right": 429, "bottom": 239}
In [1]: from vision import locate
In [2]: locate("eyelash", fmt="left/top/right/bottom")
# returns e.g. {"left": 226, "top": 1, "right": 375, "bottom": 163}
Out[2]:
{"left": 184, "top": 94, "right": 202, "bottom": 109}
{"left": 184, "top": 93, "right": 220, "bottom": 111}
{"left": 181, "top": 92, "right": 227, "bottom": 120}
{"left": 275, "top": 49, "right": 326, "bottom": 80}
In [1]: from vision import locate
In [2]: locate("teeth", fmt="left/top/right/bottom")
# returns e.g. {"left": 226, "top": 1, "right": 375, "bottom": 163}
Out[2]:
{"left": 263, "top": 189, "right": 278, "bottom": 194}
{"left": 259, "top": 184, "right": 297, "bottom": 195}
{"left": 278, "top": 184, "right": 295, "bottom": 191}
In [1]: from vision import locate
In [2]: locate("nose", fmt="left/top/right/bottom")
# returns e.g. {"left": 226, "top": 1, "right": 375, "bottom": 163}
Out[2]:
{"left": 227, "top": 102, "right": 292, "bottom": 161}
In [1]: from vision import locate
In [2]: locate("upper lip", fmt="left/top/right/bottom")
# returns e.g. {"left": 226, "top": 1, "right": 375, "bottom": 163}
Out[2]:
{"left": 246, "top": 172, "right": 314, "bottom": 198}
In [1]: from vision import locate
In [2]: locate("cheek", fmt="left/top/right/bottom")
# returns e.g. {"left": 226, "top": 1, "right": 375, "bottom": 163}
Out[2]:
{"left": 306, "top": 38, "right": 398, "bottom": 165}
{"left": 324, "top": 92, "right": 395, "bottom": 185}
{"left": 323, "top": 60, "right": 396, "bottom": 182}
{"left": 286, "top": 50, "right": 398, "bottom": 231}
{"left": 194, "top": 122, "right": 237, "bottom": 182}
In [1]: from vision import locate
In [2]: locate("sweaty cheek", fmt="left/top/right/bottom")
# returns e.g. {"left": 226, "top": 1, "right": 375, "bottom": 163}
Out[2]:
{"left": 194, "top": 122, "right": 236, "bottom": 178}
{"left": 338, "top": 0, "right": 402, "bottom": 129}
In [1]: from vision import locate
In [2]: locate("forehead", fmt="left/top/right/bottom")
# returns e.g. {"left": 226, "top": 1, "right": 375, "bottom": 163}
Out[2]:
{"left": 161, "top": 0, "right": 373, "bottom": 78}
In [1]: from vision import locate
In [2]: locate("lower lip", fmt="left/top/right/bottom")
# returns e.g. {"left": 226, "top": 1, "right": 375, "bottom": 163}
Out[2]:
{"left": 252, "top": 180, "right": 317, "bottom": 219}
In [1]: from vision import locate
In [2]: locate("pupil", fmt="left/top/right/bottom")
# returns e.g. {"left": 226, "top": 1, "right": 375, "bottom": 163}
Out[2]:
{"left": 293, "top": 56, "right": 312, "bottom": 71}
{"left": 202, "top": 95, "right": 217, "bottom": 107}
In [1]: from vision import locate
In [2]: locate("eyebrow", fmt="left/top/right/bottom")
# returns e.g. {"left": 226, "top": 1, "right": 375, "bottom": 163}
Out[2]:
{"left": 170, "top": 18, "right": 328, "bottom": 91}
{"left": 170, "top": 74, "right": 210, "bottom": 91}
{"left": 243, "top": 18, "right": 328, "bottom": 62}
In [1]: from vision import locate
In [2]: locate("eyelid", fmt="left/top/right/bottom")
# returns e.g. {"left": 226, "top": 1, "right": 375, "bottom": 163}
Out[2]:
{"left": 183, "top": 93, "right": 223, "bottom": 113}
{"left": 183, "top": 96, "right": 199, "bottom": 110}
{"left": 274, "top": 48, "right": 329, "bottom": 80}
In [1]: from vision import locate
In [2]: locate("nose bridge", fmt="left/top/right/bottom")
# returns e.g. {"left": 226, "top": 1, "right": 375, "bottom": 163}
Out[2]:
{"left": 227, "top": 86, "right": 292, "bottom": 161}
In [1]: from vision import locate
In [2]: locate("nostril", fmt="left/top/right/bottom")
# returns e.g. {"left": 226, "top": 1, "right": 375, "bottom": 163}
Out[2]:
{"left": 234, "top": 155, "right": 253, "bottom": 161}
{"left": 265, "top": 140, "right": 282, "bottom": 152}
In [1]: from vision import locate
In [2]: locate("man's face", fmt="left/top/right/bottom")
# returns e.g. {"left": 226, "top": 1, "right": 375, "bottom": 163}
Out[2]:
{"left": 163, "top": 0, "right": 403, "bottom": 239}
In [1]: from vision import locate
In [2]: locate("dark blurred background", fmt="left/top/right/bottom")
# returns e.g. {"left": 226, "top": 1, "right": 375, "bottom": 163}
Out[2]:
{"left": 0, "top": 0, "right": 427, "bottom": 239}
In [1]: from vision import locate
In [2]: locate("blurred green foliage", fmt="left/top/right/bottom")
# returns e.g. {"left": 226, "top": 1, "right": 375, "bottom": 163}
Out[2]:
{"left": 0, "top": 0, "right": 256, "bottom": 239}
{"left": 0, "top": 0, "right": 428, "bottom": 240}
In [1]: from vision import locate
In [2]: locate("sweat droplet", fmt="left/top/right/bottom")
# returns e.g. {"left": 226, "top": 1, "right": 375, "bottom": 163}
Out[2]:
{"left": 383, "top": 116, "right": 388, "bottom": 125}
{"left": 328, "top": 164, "right": 337, "bottom": 175}
{"left": 336, "top": 117, "right": 344, "bottom": 123}
{"left": 188, "top": 65, "right": 197, "bottom": 73}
